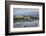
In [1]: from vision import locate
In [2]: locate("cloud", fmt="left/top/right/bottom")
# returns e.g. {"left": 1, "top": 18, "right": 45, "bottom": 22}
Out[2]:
{"left": 13, "top": 8, "right": 39, "bottom": 16}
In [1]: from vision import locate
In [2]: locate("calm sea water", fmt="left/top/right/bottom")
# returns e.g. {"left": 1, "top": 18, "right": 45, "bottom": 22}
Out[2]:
{"left": 13, "top": 20, "right": 39, "bottom": 28}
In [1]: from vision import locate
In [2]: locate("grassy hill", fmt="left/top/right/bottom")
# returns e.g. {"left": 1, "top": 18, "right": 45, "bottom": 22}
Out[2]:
{"left": 14, "top": 16, "right": 39, "bottom": 21}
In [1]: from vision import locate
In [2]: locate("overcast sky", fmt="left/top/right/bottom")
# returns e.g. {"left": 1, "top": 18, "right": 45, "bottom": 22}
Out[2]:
{"left": 13, "top": 8, "right": 39, "bottom": 16}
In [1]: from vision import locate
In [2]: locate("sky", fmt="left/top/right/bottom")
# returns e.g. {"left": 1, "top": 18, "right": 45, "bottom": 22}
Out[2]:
{"left": 13, "top": 8, "right": 39, "bottom": 16}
